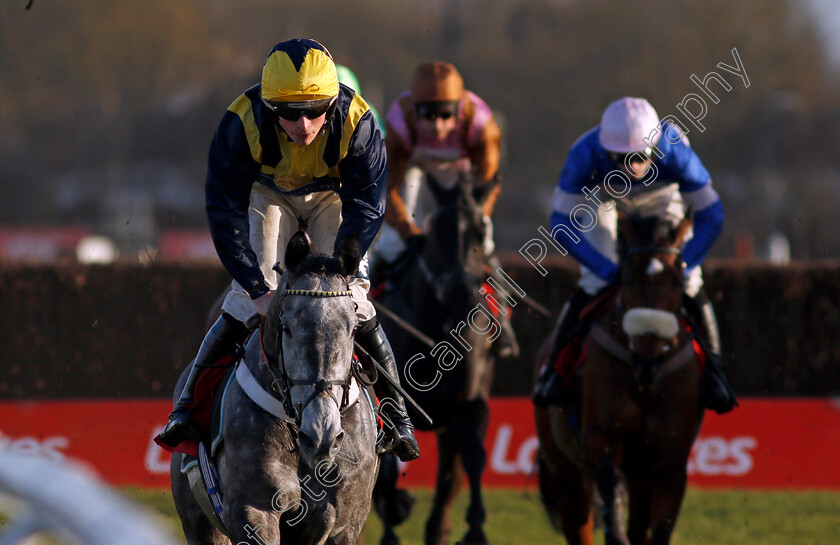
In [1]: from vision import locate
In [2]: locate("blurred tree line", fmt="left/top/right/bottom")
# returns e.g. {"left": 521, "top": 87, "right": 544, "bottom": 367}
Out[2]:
{"left": 2, "top": 0, "right": 838, "bottom": 259}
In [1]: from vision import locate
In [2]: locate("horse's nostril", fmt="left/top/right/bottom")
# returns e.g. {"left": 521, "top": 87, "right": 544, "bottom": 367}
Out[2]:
{"left": 298, "top": 431, "right": 316, "bottom": 451}
{"left": 333, "top": 431, "right": 345, "bottom": 451}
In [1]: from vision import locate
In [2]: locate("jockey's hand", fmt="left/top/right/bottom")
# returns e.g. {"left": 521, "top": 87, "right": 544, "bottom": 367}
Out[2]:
{"left": 482, "top": 216, "right": 495, "bottom": 256}
{"left": 254, "top": 290, "right": 276, "bottom": 316}
{"left": 405, "top": 234, "right": 427, "bottom": 255}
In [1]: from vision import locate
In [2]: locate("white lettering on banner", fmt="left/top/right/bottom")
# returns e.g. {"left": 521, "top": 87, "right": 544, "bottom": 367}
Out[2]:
{"left": 490, "top": 425, "right": 538, "bottom": 475}
{"left": 487, "top": 431, "right": 756, "bottom": 479}
{"left": 0, "top": 435, "right": 69, "bottom": 461}
{"left": 145, "top": 426, "right": 170, "bottom": 474}
{"left": 688, "top": 436, "right": 757, "bottom": 476}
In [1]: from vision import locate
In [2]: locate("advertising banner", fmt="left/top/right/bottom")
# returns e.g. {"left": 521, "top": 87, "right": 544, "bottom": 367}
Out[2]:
{"left": 1, "top": 398, "right": 837, "bottom": 489}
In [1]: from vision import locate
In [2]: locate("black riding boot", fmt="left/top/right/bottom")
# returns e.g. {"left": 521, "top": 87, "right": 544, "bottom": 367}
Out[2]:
{"left": 532, "top": 288, "right": 591, "bottom": 409}
{"left": 684, "top": 291, "right": 738, "bottom": 414}
{"left": 157, "top": 313, "right": 250, "bottom": 447}
{"left": 356, "top": 319, "right": 421, "bottom": 462}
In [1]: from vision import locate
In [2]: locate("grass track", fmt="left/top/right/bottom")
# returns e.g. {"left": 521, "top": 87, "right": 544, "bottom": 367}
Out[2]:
{"left": 128, "top": 487, "right": 840, "bottom": 545}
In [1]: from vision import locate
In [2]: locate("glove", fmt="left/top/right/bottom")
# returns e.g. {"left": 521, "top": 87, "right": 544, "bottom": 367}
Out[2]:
{"left": 482, "top": 216, "right": 495, "bottom": 256}
{"left": 404, "top": 234, "right": 427, "bottom": 255}
{"left": 253, "top": 290, "right": 276, "bottom": 316}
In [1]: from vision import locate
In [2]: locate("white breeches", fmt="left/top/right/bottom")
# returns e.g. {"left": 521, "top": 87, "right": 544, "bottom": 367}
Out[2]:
{"left": 221, "top": 184, "right": 375, "bottom": 325}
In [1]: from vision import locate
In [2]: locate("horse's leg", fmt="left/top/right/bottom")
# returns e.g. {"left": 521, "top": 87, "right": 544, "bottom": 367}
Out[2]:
{"left": 647, "top": 463, "right": 688, "bottom": 545}
{"left": 373, "top": 451, "right": 414, "bottom": 545}
{"left": 596, "top": 455, "right": 630, "bottom": 545}
{"left": 425, "top": 427, "right": 463, "bottom": 545}
{"left": 170, "top": 456, "right": 227, "bottom": 545}
{"left": 226, "top": 504, "right": 280, "bottom": 545}
{"left": 454, "top": 398, "right": 490, "bottom": 545}
{"left": 535, "top": 407, "right": 595, "bottom": 545}
{"left": 624, "top": 471, "right": 652, "bottom": 545}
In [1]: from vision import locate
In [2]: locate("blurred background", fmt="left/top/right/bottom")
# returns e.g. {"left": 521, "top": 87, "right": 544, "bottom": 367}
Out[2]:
{"left": 2, "top": 0, "right": 839, "bottom": 263}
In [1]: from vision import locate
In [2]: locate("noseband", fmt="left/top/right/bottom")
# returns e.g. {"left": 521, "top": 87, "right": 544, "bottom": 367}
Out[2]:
{"left": 590, "top": 244, "right": 693, "bottom": 385}
{"left": 274, "top": 287, "right": 355, "bottom": 425}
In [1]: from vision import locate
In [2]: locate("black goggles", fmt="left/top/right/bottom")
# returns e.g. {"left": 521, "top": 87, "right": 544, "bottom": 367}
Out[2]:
{"left": 262, "top": 96, "right": 335, "bottom": 121}
{"left": 608, "top": 148, "right": 653, "bottom": 165}
{"left": 415, "top": 101, "right": 459, "bottom": 121}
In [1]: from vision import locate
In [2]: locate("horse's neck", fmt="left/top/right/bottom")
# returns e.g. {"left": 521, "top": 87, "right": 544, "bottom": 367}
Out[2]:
{"left": 244, "top": 335, "right": 283, "bottom": 394}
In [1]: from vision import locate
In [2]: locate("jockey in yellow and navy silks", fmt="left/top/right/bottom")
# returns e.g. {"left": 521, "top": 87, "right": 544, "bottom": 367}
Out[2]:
{"left": 158, "top": 39, "right": 420, "bottom": 462}
{"left": 533, "top": 97, "right": 737, "bottom": 414}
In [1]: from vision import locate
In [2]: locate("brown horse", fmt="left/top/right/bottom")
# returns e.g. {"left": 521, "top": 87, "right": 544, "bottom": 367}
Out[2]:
{"left": 536, "top": 210, "right": 703, "bottom": 545}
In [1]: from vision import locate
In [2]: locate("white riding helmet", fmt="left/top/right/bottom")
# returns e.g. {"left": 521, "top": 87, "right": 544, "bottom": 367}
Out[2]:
{"left": 599, "top": 97, "right": 662, "bottom": 154}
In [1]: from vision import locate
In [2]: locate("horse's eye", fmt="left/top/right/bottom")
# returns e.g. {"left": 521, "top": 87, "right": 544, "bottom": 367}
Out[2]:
{"left": 282, "top": 326, "right": 291, "bottom": 336}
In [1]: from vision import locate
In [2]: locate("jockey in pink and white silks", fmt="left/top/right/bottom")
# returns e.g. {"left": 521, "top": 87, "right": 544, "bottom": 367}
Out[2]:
{"left": 373, "top": 62, "right": 518, "bottom": 358}
{"left": 532, "top": 97, "right": 737, "bottom": 414}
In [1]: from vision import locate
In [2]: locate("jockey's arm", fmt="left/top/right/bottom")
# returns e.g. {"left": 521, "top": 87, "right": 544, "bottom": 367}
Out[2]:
{"left": 551, "top": 188, "right": 620, "bottom": 283}
{"left": 205, "top": 109, "right": 270, "bottom": 300}
{"left": 336, "top": 110, "right": 388, "bottom": 256}
{"left": 669, "top": 141, "right": 725, "bottom": 271}
{"left": 681, "top": 185, "right": 724, "bottom": 270}
{"left": 383, "top": 128, "right": 422, "bottom": 239}
{"left": 467, "top": 115, "right": 502, "bottom": 218}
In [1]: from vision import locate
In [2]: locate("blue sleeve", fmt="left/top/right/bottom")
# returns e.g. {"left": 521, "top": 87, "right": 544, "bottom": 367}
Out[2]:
{"left": 662, "top": 137, "right": 723, "bottom": 269}
{"left": 550, "top": 209, "right": 619, "bottom": 283}
{"left": 552, "top": 135, "right": 619, "bottom": 282}
{"left": 663, "top": 138, "right": 711, "bottom": 193}
{"left": 683, "top": 200, "right": 724, "bottom": 270}
{"left": 336, "top": 110, "right": 388, "bottom": 256}
{"left": 205, "top": 111, "right": 269, "bottom": 299}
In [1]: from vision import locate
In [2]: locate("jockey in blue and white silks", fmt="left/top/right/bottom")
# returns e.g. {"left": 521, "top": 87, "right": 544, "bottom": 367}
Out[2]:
{"left": 533, "top": 97, "right": 737, "bottom": 414}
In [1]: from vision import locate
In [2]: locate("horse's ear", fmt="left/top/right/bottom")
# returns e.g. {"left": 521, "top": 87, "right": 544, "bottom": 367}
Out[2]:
{"left": 337, "top": 235, "right": 362, "bottom": 277}
{"left": 285, "top": 231, "right": 312, "bottom": 273}
{"left": 674, "top": 210, "right": 693, "bottom": 247}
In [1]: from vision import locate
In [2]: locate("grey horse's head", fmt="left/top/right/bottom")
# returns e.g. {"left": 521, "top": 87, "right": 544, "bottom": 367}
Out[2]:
{"left": 264, "top": 232, "right": 361, "bottom": 468}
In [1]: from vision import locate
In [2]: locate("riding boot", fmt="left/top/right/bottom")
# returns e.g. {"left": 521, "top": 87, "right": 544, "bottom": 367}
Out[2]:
{"left": 532, "top": 288, "right": 592, "bottom": 409}
{"left": 356, "top": 319, "right": 421, "bottom": 462}
{"left": 685, "top": 291, "right": 738, "bottom": 414}
{"left": 157, "top": 313, "right": 250, "bottom": 447}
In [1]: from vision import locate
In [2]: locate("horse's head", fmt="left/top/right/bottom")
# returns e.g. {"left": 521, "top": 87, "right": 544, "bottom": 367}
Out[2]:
{"left": 263, "top": 231, "right": 362, "bottom": 468}
{"left": 418, "top": 176, "right": 488, "bottom": 323}
{"left": 617, "top": 210, "right": 692, "bottom": 385}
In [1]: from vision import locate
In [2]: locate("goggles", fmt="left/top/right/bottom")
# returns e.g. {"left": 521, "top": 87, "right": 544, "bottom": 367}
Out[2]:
{"left": 608, "top": 147, "right": 653, "bottom": 165}
{"left": 415, "top": 101, "right": 459, "bottom": 121}
{"left": 262, "top": 96, "right": 336, "bottom": 121}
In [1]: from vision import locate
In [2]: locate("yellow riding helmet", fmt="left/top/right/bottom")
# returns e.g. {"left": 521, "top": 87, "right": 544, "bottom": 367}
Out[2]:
{"left": 261, "top": 39, "right": 339, "bottom": 103}
{"left": 410, "top": 62, "right": 464, "bottom": 103}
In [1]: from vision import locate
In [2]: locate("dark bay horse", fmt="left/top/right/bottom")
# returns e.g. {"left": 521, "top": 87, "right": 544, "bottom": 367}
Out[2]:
{"left": 374, "top": 178, "right": 498, "bottom": 545}
{"left": 536, "top": 211, "right": 703, "bottom": 545}
{"left": 171, "top": 232, "right": 380, "bottom": 545}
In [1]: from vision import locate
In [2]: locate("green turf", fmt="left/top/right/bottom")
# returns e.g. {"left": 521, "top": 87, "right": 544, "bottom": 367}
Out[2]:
{"left": 125, "top": 487, "right": 840, "bottom": 545}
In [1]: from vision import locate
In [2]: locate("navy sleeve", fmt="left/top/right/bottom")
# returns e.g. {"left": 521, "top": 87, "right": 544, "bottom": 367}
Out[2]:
{"left": 205, "top": 111, "right": 269, "bottom": 299}
{"left": 336, "top": 110, "right": 388, "bottom": 256}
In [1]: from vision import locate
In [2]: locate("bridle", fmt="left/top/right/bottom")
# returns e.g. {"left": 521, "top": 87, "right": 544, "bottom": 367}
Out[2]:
{"left": 590, "top": 243, "right": 695, "bottom": 385}
{"left": 270, "top": 285, "right": 357, "bottom": 426}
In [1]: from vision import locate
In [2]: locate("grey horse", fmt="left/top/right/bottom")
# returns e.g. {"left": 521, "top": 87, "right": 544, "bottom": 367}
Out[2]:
{"left": 170, "top": 232, "right": 380, "bottom": 545}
